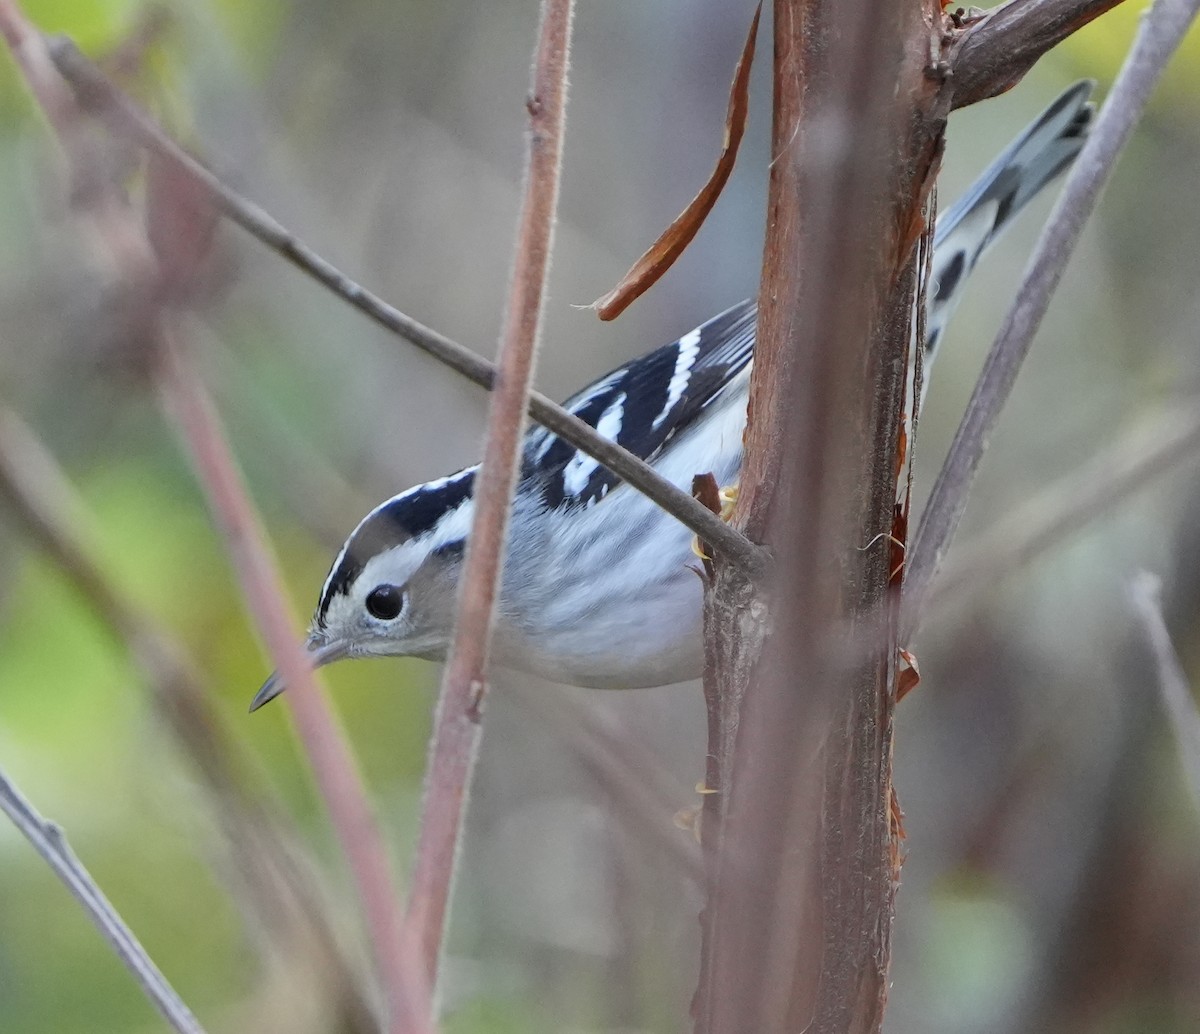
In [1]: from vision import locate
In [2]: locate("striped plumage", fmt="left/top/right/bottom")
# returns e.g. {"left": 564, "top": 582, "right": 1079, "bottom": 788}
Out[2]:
{"left": 252, "top": 82, "right": 1095, "bottom": 709}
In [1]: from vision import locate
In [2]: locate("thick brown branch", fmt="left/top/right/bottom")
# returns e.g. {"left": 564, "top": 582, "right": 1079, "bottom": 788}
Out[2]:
{"left": 402, "top": 0, "right": 574, "bottom": 992}
{"left": 948, "top": 0, "right": 1130, "bottom": 110}
{"left": 43, "top": 35, "right": 767, "bottom": 581}
{"left": 697, "top": 0, "right": 944, "bottom": 1029}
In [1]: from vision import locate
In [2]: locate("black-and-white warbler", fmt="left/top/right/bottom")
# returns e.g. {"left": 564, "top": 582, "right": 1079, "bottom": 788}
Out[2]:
{"left": 252, "top": 82, "right": 1094, "bottom": 710}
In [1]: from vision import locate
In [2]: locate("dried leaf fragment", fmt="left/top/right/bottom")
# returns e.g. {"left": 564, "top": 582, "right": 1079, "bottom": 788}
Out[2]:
{"left": 691, "top": 471, "right": 722, "bottom": 576}
{"left": 590, "top": 3, "right": 761, "bottom": 320}
{"left": 888, "top": 785, "right": 907, "bottom": 881}
{"left": 889, "top": 785, "right": 907, "bottom": 841}
{"left": 897, "top": 647, "right": 921, "bottom": 701}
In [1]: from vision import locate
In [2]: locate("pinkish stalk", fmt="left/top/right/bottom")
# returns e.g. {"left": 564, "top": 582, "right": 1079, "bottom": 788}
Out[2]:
{"left": 403, "top": 0, "right": 575, "bottom": 988}
{"left": 156, "top": 334, "right": 431, "bottom": 1034}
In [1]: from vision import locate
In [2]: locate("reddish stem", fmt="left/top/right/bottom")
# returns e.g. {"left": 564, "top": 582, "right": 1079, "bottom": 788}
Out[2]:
{"left": 157, "top": 333, "right": 430, "bottom": 1034}
{"left": 402, "top": 0, "right": 575, "bottom": 989}
{"left": 0, "top": 3, "right": 429, "bottom": 1030}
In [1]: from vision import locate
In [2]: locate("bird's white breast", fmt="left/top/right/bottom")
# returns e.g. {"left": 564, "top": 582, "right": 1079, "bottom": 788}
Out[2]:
{"left": 493, "top": 374, "right": 749, "bottom": 688}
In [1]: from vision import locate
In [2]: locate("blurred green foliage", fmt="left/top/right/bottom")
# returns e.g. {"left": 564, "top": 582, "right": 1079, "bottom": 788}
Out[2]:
{"left": 1060, "top": 1, "right": 1200, "bottom": 105}
{"left": 0, "top": 1, "right": 1197, "bottom": 1032}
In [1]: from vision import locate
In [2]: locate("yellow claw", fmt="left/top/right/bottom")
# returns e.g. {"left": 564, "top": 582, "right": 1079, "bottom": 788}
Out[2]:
{"left": 718, "top": 483, "right": 738, "bottom": 519}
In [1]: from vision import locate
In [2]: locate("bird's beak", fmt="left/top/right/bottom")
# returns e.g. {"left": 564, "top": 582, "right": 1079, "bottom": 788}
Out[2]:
{"left": 249, "top": 638, "right": 351, "bottom": 713}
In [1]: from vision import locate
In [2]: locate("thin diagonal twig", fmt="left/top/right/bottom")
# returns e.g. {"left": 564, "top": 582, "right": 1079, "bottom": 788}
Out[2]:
{"left": 0, "top": 766, "right": 207, "bottom": 1034}
{"left": 402, "top": 0, "right": 574, "bottom": 990}
{"left": 43, "top": 35, "right": 767, "bottom": 581}
{"left": 1129, "top": 572, "right": 1200, "bottom": 813}
{"left": 906, "top": 0, "right": 1200, "bottom": 634}
{"left": 508, "top": 682, "right": 705, "bottom": 883}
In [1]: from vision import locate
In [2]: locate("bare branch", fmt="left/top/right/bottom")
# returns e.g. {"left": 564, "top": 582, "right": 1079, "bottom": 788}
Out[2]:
{"left": 0, "top": 6, "right": 410, "bottom": 1028}
{"left": 932, "top": 400, "right": 1200, "bottom": 612}
{"left": 907, "top": 0, "right": 1200, "bottom": 633}
{"left": 0, "top": 407, "right": 378, "bottom": 1031}
{"left": 156, "top": 336, "right": 430, "bottom": 1034}
{"left": 1129, "top": 572, "right": 1200, "bottom": 813}
{"left": 403, "top": 0, "right": 574, "bottom": 988}
{"left": 697, "top": 0, "right": 943, "bottom": 1026}
{"left": 948, "top": 0, "right": 1130, "bottom": 109}
{"left": 0, "top": 766, "right": 206, "bottom": 1034}
{"left": 43, "top": 35, "right": 767, "bottom": 580}
{"left": 0, "top": 0, "right": 86, "bottom": 143}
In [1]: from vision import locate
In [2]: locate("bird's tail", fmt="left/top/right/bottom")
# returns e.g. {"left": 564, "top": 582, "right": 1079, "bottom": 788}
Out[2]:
{"left": 924, "top": 81, "right": 1095, "bottom": 365}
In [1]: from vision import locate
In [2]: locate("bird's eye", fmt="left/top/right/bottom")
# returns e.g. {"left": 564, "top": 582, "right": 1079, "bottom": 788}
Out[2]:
{"left": 365, "top": 584, "right": 404, "bottom": 620}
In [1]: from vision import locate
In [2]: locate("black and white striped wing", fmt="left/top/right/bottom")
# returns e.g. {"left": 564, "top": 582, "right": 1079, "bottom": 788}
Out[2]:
{"left": 523, "top": 299, "right": 756, "bottom": 509}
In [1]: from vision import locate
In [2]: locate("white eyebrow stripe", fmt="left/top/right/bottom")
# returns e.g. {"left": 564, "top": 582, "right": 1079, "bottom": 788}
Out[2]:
{"left": 318, "top": 541, "right": 351, "bottom": 619}
{"left": 317, "top": 464, "right": 480, "bottom": 619}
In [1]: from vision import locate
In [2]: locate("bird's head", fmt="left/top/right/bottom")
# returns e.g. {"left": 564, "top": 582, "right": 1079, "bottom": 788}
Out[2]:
{"left": 250, "top": 467, "right": 476, "bottom": 711}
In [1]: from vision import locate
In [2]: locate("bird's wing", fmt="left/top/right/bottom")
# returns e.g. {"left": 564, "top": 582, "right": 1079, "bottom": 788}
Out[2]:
{"left": 523, "top": 299, "right": 756, "bottom": 509}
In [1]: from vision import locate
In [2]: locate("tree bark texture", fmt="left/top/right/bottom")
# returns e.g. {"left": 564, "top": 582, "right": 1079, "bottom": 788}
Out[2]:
{"left": 696, "top": 0, "right": 947, "bottom": 1030}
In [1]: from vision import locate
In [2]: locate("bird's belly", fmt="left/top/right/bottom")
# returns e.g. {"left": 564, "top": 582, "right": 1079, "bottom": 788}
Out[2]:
{"left": 495, "top": 560, "right": 706, "bottom": 689}
{"left": 496, "top": 611, "right": 704, "bottom": 688}
{"left": 496, "top": 412, "right": 744, "bottom": 690}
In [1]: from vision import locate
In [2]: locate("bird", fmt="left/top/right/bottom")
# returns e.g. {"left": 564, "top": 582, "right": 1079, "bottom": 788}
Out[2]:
{"left": 251, "top": 82, "right": 1094, "bottom": 711}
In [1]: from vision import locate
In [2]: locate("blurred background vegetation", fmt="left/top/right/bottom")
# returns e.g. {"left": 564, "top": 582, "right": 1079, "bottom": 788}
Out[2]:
{"left": 0, "top": 1, "right": 1199, "bottom": 1032}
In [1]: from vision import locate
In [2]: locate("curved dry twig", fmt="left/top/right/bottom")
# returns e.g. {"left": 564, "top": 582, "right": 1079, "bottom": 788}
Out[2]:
{"left": 590, "top": 4, "right": 761, "bottom": 320}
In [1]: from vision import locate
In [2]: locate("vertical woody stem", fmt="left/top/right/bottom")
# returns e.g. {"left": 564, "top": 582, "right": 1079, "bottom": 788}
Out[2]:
{"left": 695, "top": 0, "right": 945, "bottom": 1030}
{"left": 403, "top": 0, "right": 575, "bottom": 994}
